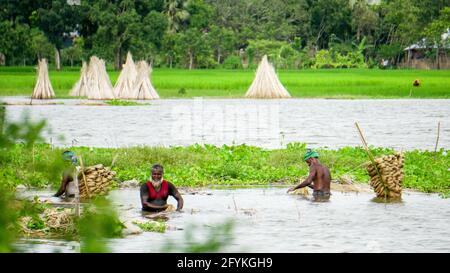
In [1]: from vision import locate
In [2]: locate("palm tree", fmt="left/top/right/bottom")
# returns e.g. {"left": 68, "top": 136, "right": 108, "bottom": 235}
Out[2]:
{"left": 164, "top": 0, "right": 190, "bottom": 33}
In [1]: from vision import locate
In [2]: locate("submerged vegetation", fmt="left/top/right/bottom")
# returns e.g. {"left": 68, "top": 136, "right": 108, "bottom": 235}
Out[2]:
{"left": 105, "top": 99, "right": 149, "bottom": 106}
{"left": 133, "top": 220, "right": 166, "bottom": 233}
{"left": 2, "top": 143, "right": 449, "bottom": 197}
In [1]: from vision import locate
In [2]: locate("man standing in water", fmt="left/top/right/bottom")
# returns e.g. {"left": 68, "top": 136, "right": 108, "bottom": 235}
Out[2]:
{"left": 140, "top": 164, "right": 184, "bottom": 212}
{"left": 54, "top": 150, "right": 79, "bottom": 199}
{"left": 287, "top": 149, "right": 331, "bottom": 201}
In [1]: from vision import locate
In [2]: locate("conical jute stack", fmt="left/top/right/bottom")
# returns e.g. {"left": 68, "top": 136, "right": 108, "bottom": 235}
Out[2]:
{"left": 114, "top": 52, "right": 137, "bottom": 99}
{"left": 86, "top": 56, "right": 115, "bottom": 100}
{"left": 367, "top": 152, "right": 404, "bottom": 199}
{"left": 78, "top": 164, "right": 116, "bottom": 201}
{"left": 131, "top": 61, "right": 160, "bottom": 100}
{"left": 32, "top": 59, "right": 55, "bottom": 99}
{"left": 245, "top": 55, "right": 291, "bottom": 99}
{"left": 69, "top": 61, "right": 89, "bottom": 97}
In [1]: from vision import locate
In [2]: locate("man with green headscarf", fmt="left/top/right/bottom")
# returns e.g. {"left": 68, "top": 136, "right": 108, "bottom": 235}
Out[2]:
{"left": 287, "top": 149, "right": 331, "bottom": 201}
{"left": 54, "top": 150, "right": 79, "bottom": 199}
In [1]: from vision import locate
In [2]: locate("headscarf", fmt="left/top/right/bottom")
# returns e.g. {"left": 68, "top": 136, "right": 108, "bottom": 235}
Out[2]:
{"left": 62, "top": 151, "right": 78, "bottom": 165}
{"left": 303, "top": 149, "right": 319, "bottom": 161}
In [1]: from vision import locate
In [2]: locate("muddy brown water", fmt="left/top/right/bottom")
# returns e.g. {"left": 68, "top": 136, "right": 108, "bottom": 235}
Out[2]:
{"left": 13, "top": 188, "right": 450, "bottom": 253}
{"left": 2, "top": 98, "right": 449, "bottom": 150}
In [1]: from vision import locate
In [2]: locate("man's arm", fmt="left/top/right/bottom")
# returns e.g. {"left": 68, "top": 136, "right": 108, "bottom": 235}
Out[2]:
{"left": 287, "top": 167, "right": 316, "bottom": 193}
{"left": 168, "top": 183, "right": 184, "bottom": 211}
{"left": 54, "top": 172, "right": 72, "bottom": 197}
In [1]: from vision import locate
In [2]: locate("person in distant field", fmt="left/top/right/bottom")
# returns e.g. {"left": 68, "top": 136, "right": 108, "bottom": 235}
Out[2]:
{"left": 140, "top": 164, "right": 183, "bottom": 212}
{"left": 287, "top": 149, "right": 331, "bottom": 201}
{"left": 54, "top": 150, "right": 79, "bottom": 199}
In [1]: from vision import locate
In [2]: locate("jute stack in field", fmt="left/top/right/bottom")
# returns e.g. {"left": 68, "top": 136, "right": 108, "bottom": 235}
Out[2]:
{"left": 131, "top": 61, "right": 159, "bottom": 100}
{"left": 78, "top": 164, "right": 116, "bottom": 200}
{"left": 245, "top": 55, "right": 291, "bottom": 99}
{"left": 367, "top": 152, "right": 404, "bottom": 199}
{"left": 86, "top": 56, "right": 115, "bottom": 100}
{"left": 69, "top": 61, "right": 89, "bottom": 97}
{"left": 32, "top": 59, "right": 55, "bottom": 99}
{"left": 114, "top": 52, "right": 137, "bottom": 99}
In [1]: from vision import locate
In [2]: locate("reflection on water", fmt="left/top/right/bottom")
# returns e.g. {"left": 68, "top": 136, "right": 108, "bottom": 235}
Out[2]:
{"left": 14, "top": 188, "right": 450, "bottom": 253}
{"left": 3, "top": 98, "right": 449, "bottom": 150}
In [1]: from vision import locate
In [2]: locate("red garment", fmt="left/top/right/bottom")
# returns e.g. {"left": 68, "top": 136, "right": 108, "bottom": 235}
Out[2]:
{"left": 146, "top": 180, "right": 169, "bottom": 200}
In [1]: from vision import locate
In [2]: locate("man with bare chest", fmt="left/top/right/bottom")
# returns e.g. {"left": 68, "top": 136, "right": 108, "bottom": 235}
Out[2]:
{"left": 287, "top": 149, "right": 331, "bottom": 201}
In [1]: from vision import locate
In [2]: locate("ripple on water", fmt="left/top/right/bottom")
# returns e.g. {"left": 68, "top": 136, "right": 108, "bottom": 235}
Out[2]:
{"left": 3, "top": 99, "right": 449, "bottom": 150}
{"left": 13, "top": 186, "right": 450, "bottom": 252}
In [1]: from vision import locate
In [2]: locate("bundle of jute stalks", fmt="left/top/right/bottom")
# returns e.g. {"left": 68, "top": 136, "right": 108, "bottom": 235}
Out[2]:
{"left": 78, "top": 164, "right": 116, "bottom": 200}
{"left": 367, "top": 152, "right": 404, "bottom": 199}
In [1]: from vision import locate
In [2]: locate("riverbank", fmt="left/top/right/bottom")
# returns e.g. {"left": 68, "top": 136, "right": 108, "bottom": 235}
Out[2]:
{"left": 1, "top": 67, "right": 450, "bottom": 98}
{"left": 2, "top": 143, "right": 448, "bottom": 196}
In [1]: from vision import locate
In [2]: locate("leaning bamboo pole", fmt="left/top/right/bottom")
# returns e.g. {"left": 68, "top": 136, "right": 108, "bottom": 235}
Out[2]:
{"left": 355, "top": 122, "right": 387, "bottom": 198}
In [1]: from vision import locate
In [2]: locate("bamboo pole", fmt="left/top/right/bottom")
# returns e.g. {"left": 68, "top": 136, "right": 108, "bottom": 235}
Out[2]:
{"left": 434, "top": 121, "right": 441, "bottom": 153}
{"left": 355, "top": 122, "right": 387, "bottom": 198}
{"left": 78, "top": 156, "right": 91, "bottom": 199}
{"left": 232, "top": 195, "right": 238, "bottom": 213}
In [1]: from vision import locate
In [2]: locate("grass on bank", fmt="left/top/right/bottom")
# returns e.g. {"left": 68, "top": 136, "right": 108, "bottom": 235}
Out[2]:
{"left": 0, "top": 67, "right": 450, "bottom": 98}
{"left": 1, "top": 143, "right": 448, "bottom": 197}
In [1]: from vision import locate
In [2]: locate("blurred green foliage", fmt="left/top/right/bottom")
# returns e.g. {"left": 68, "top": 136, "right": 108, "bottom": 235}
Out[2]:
{"left": 162, "top": 219, "right": 235, "bottom": 253}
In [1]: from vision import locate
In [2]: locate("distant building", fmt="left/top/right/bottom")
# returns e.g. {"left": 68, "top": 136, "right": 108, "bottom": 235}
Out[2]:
{"left": 402, "top": 29, "right": 450, "bottom": 69}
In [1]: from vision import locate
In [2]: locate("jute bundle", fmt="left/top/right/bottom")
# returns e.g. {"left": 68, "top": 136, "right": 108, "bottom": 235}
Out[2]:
{"left": 32, "top": 59, "right": 55, "bottom": 99}
{"left": 86, "top": 56, "right": 115, "bottom": 100}
{"left": 289, "top": 187, "right": 309, "bottom": 196}
{"left": 69, "top": 61, "right": 89, "bottom": 97}
{"left": 78, "top": 164, "right": 116, "bottom": 200}
{"left": 367, "top": 152, "right": 404, "bottom": 199}
{"left": 114, "top": 52, "right": 137, "bottom": 99}
{"left": 131, "top": 61, "right": 160, "bottom": 100}
{"left": 245, "top": 55, "right": 291, "bottom": 99}
{"left": 19, "top": 208, "right": 75, "bottom": 237}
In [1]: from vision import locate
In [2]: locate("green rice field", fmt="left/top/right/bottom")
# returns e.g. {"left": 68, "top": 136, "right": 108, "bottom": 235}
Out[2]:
{"left": 0, "top": 66, "right": 450, "bottom": 98}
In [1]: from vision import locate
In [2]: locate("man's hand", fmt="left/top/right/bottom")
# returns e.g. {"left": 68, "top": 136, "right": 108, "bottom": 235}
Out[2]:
{"left": 287, "top": 187, "right": 295, "bottom": 193}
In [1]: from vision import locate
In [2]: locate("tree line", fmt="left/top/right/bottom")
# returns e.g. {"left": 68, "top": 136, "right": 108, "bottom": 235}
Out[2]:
{"left": 0, "top": 0, "right": 449, "bottom": 70}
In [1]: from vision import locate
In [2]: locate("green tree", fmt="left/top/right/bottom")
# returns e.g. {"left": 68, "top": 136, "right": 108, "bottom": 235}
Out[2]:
{"left": 164, "top": 0, "right": 190, "bottom": 33}
{"left": 186, "top": 0, "right": 212, "bottom": 30}
{"left": 309, "top": 0, "right": 352, "bottom": 50}
{"left": 208, "top": 26, "right": 236, "bottom": 64}
{"left": 0, "top": 21, "right": 32, "bottom": 65}
{"left": 130, "top": 10, "right": 168, "bottom": 64}
{"left": 34, "top": 0, "right": 81, "bottom": 70}
{"left": 61, "top": 37, "right": 83, "bottom": 67}
{"left": 351, "top": 0, "right": 378, "bottom": 42}
{"left": 162, "top": 32, "right": 177, "bottom": 68}
{"left": 83, "top": 0, "right": 168, "bottom": 70}
{"left": 423, "top": 7, "right": 450, "bottom": 69}
{"left": 86, "top": 0, "right": 141, "bottom": 70}
{"left": 175, "top": 28, "right": 213, "bottom": 69}
{"left": 30, "top": 28, "right": 54, "bottom": 62}
{"left": 411, "top": 0, "right": 450, "bottom": 29}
